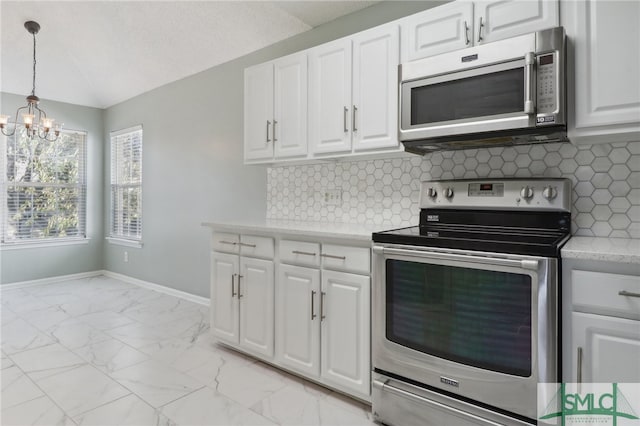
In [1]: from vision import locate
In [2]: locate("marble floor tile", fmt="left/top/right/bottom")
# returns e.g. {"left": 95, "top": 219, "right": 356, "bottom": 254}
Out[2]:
{"left": 184, "top": 345, "right": 256, "bottom": 386}
{"left": 139, "top": 337, "right": 215, "bottom": 373}
{"left": 109, "top": 359, "right": 204, "bottom": 408}
{"left": 161, "top": 386, "right": 276, "bottom": 426}
{"left": 10, "top": 343, "right": 85, "bottom": 381}
{"left": 1, "top": 318, "right": 55, "bottom": 355}
{"left": 1, "top": 394, "right": 76, "bottom": 426}
{"left": 213, "top": 358, "right": 288, "bottom": 408}
{"left": 1, "top": 365, "right": 45, "bottom": 411}
{"left": 74, "top": 338, "right": 149, "bottom": 374}
{"left": 22, "top": 305, "right": 73, "bottom": 333}
{"left": 48, "top": 322, "right": 111, "bottom": 350}
{"left": 34, "top": 364, "right": 130, "bottom": 417}
{"left": 1, "top": 305, "right": 19, "bottom": 324}
{"left": 1, "top": 350, "right": 15, "bottom": 369}
{"left": 71, "top": 311, "right": 136, "bottom": 331}
{"left": 73, "top": 394, "right": 172, "bottom": 426}
{"left": 1, "top": 291, "right": 51, "bottom": 314}
{"left": 105, "top": 322, "right": 169, "bottom": 349}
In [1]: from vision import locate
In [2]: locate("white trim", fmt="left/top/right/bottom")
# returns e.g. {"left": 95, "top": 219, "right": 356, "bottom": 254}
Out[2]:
{"left": 0, "top": 269, "right": 209, "bottom": 307}
{"left": 106, "top": 237, "right": 143, "bottom": 248}
{"left": 1, "top": 238, "right": 90, "bottom": 251}
{"left": 0, "top": 270, "right": 103, "bottom": 291}
{"left": 101, "top": 271, "right": 209, "bottom": 306}
{"left": 110, "top": 124, "right": 142, "bottom": 137}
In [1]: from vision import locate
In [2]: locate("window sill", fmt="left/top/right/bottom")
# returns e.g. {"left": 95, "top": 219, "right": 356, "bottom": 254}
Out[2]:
{"left": 106, "top": 237, "right": 143, "bottom": 248}
{"left": 0, "top": 238, "right": 90, "bottom": 251}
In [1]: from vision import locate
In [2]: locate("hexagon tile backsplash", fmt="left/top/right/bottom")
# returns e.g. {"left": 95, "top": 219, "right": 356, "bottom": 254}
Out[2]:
{"left": 266, "top": 141, "right": 640, "bottom": 238}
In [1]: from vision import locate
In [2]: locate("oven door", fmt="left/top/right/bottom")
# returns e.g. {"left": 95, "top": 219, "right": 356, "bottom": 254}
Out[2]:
{"left": 372, "top": 244, "right": 558, "bottom": 421}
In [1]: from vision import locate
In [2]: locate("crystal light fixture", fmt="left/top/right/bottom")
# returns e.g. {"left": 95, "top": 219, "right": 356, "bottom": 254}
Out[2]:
{"left": 0, "top": 21, "right": 62, "bottom": 141}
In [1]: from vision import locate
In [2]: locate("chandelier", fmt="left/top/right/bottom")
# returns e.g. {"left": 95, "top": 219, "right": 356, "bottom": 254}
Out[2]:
{"left": 0, "top": 21, "right": 61, "bottom": 141}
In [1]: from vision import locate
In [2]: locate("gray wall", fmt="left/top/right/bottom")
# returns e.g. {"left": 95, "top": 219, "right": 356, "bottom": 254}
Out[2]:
{"left": 0, "top": 92, "right": 104, "bottom": 284}
{"left": 102, "top": 1, "right": 438, "bottom": 297}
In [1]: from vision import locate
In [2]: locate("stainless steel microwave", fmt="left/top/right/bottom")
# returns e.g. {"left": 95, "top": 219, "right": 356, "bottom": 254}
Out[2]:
{"left": 399, "top": 27, "right": 567, "bottom": 155}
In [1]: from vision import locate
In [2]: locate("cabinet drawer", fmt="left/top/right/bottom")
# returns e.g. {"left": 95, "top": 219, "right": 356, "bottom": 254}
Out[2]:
{"left": 572, "top": 270, "right": 640, "bottom": 319}
{"left": 212, "top": 232, "right": 240, "bottom": 254}
{"left": 240, "top": 235, "right": 274, "bottom": 259}
{"left": 280, "top": 240, "right": 320, "bottom": 267}
{"left": 321, "top": 244, "right": 370, "bottom": 275}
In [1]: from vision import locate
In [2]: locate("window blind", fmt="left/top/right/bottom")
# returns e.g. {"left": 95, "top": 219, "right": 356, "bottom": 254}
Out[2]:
{"left": 1, "top": 128, "right": 87, "bottom": 244}
{"left": 110, "top": 125, "right": 142, "bottom": 241}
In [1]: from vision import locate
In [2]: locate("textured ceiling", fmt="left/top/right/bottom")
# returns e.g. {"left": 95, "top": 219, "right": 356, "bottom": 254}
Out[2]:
{"left": 0, "top": 1, "right": 379, "bottom": 109}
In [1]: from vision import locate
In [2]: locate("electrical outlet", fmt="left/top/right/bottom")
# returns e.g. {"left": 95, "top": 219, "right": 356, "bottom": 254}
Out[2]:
{"left": 323, "top": 189, "right": 342, "bottom": 206}
{"left": 124, "top": 251, "right": 129, "bottom": 263}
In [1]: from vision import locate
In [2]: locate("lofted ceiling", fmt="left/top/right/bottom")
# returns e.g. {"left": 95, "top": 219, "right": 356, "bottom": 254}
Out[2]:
{"left": 0, "top": 1, "right": 379, "bottom": 109}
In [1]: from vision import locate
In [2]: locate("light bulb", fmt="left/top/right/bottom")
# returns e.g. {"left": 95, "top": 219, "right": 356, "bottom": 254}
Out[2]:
{"left": 22, "top": 114, "right": 34, "bottom": 128}
{"left": 42, "top": 117, "right": 54, "bottom": 132}
{"left": 0, "top": 115, "right": 8, "bottom": 127}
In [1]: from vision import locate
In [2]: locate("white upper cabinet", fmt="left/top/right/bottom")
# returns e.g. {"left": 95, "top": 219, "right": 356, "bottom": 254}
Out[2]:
{"left": 402, "top": 0, "right": 559, "bottom": 61}
{"left": 309, "top": 39, "right": 353, "bottom": 155}
{"left": 401, "top": 1, "right": 473, "bottom": 62}
{"left": 475, "top": 0, "right": 558, "bottom": 44}
{"left": 244, "top": 63, "right": 274, "bottom": 162}
{"left": 561, "top": 0, "right": 640, "bottom": 143}
{"left": 309, "top": 24, "right": 401, "bottom": 156}
{"left": 244, "top": 52, "right": 307, "bottom": 162}
{"left": 352, "top": 24, "right": 400, "bottom": 152}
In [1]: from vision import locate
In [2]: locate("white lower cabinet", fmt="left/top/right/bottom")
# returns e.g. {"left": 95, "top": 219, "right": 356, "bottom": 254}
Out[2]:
{"left": 321, "top": 270, "right": 370, "bottom": 396}
{"left": 563, "top": 261, "right": 640, "bottom": 384}
{"left": 210, "top": 234, "right": 275, "bottom": 359}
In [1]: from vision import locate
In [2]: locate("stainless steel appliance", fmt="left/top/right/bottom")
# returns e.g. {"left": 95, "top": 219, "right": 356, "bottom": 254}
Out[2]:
{"left": 399, "top": 27, "right": 567, "bottom": 154}
{"left": 372, "top": 178, "right": 571, "bottom": 425}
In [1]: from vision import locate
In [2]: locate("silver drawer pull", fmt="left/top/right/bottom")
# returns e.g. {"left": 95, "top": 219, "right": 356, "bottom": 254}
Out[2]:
{"left": 577, "top": 346, "right": 583, "bottom": 384}
{"left": 311, "top": 290, "right": 317, "bottom": 320}
{"left": 219, "top": 241, "right": 237, "bottom": 245}
{"left": 619, "top": 290, "right": 640, "bottom": 298}
{"left": 292, "top": 250, "right": 316, "bottom": 256}
{"left": 239, "top": 242, "right": 257, "bottom": 248}
{"left": 320, "top": 253, "right": 346, "bottom": 260}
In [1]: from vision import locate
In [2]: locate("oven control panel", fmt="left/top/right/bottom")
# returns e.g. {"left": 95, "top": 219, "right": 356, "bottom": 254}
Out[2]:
{"left": 420, "top": 179, "right": 571, "bottom": 211}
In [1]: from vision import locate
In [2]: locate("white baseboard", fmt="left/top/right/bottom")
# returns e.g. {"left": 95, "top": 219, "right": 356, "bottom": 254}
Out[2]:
{"left": 0, "top": 270, "right": 103, "bottom": 291}
{"left": 1, "top": 269, "right": 210, "bottom": 307}
{"left": 101, "top": 270, "right": 210, "bottom": 307}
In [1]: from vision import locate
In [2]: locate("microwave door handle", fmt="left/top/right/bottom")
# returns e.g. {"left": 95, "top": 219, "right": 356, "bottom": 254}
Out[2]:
{"left": 524, "top": 52, "right": 535, "bottom": 114}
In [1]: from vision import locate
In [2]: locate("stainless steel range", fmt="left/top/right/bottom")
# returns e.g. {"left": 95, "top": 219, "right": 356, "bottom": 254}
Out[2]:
{"left": 371, "top": 178, "right": 571, "bottom": 426}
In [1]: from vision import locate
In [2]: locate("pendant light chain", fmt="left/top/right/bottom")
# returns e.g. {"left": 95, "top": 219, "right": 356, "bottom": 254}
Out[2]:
{"left": 32, "top": 31, "right": 37, "bottom": 97}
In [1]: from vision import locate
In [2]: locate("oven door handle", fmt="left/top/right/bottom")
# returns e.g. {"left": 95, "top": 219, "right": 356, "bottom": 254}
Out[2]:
{"left": 373, "top": 246, "right": 539, "bottom": 271}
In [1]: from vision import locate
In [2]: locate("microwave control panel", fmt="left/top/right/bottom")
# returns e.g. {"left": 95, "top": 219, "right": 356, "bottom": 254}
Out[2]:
{"left": 536, "top": 53, "right": 557, "bottom": 116}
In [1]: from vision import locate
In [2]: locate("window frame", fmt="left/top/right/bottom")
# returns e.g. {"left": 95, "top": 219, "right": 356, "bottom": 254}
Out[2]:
{"left": 108, "top": 125, "right": 143, "bottom": 247}
{"left": 1, "top": 127, "right": 88, "bottom": 247}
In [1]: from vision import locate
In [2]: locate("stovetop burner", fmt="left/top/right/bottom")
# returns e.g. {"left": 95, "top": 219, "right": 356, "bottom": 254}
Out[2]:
{"left": 373, "top": 179, "right": 572, "bottom": 258}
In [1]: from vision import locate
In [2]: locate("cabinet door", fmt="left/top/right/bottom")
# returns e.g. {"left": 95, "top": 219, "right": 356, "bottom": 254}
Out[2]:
{"left": 572, "top": 312, "right": 640, "bottom": 383}
{"left": 239, "top": 257, "right": 274, "bottom": 358}
{"left": 562, "top": 0, "right": 640, "bottom": 142}
{"left": 211, "top": 252, "right": 239, "bottom": 344}
{"left": 321, "top": 270, "right": 370, "bottom": 397}
{"left": 244, "top": 62, "right": 274, "bottom": 162}
{"left": 274, "top": 53, "right": 308, "bottom": 159}
{"left": 309, "top": 38, "right": 353, "bottom": 155}
{"left": 276, "top": 264, "right": 321, "bottom": 377}
{"left": 352, "top": 24, "right": 400, "bottom": 152}
{"left": 400, "top": 2, "right": 473, "bottom": 62}
{"left": 475, "top": 0, "right": 559, "bottom": 44}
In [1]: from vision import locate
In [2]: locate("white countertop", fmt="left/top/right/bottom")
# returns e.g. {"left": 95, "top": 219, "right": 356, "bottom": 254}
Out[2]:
{"left": 202, "top": 219, "right": 399, "bottom": 242}
{"left": 562, "top": 236, "right": 640, "bottom": 265}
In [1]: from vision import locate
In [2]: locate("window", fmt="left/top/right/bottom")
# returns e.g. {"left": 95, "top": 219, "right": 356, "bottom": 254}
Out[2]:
{"left": 110, "top": 125, "right": 142, "bottom": 243}
{"left": 1, "top": 128, "right": 87, "bottom": 244}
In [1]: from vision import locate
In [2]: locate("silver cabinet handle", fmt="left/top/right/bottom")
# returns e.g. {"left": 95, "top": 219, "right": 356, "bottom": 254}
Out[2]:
{"left": 231, "top": 273, "right": 237, "bottom": 297}
{"left": 320, "top": 253, "right": 346, "bottom": 260}
{"left": 292, "top": 250, "right": 316, "bottom": 256}
{"left": 273, "top": 120, "right": 278, "bottom": 142}
{"left": 266, "top": 120, "right": 271, "bottom": 143}
{"left": 320, "top": 291, "right": 326, "bottom": 321}
{"left": 237, "top": 275, "right": 243, "bottom": 298}
{"left": 577, "top": 346, "right": 583, "bottom": 384}
{"left": 477, "top": 16, "right": 484, "bottom": 42}
{"left": 524, "top": 52, "right": 535, "bottom": 114}
{"left": 311, "top": 290, "right": 317, "bottom": 320}
{"left": 352, "top": 105, "right": 358, "bottom": 132}
{"left": 219, "top": 240, "right": 237, "bottom": 245}
{"left": 464, "top": 20, "right": 470, "bottom": 45}
{"left": 619, "top": 290, "right": 640, "bottom": 298}
{"left": 343, "top": 106, "right": 348, "bottom": 133}
{"left": 238, "top": 242, "right": 257, "bottom": 248}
